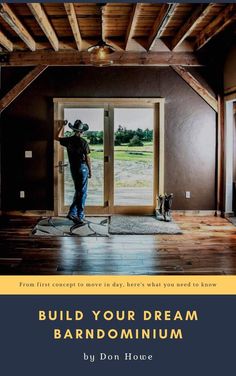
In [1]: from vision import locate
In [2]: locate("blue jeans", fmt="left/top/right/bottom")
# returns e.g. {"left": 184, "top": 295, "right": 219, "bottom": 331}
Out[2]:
{"left": 69, "top": 164, "right": 89, "bottom": 220}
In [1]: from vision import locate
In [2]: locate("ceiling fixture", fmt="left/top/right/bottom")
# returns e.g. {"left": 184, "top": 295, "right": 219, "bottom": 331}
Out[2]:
{"left": 88, "top": 40, "right": 115, "bottom": 67}
{"left": 87, "top": 4, "right": 115, "bottom": 67}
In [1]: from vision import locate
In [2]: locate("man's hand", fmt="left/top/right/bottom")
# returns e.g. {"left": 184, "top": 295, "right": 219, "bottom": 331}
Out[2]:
{"left": 55, "top": 120, "right": 68, "bottom": 140}
{"left": 88, "top": 172, "right": 92, "bottom": 179}
{"left": 57, "top": 120, "right": 67, "bottom": 130}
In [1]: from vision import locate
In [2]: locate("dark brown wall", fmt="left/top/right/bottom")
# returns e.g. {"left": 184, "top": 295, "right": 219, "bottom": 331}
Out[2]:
{"left": 0, "top": 66, "right": 216, "bottom": 211}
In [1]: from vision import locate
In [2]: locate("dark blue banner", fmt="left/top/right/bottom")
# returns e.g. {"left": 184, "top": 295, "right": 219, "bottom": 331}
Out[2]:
{"left": 0, "top": 295, "right": 235, "bottom": 376}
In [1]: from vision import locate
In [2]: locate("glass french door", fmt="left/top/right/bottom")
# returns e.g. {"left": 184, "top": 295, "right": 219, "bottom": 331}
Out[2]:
{"left": 56, "top": 104, "right": 110, "bottom": 215}
{"left": 113, "top": 107, "right": 155, "bottom": 209}
{"left": 54, "top": 99, "right": 164, "bottom": 216}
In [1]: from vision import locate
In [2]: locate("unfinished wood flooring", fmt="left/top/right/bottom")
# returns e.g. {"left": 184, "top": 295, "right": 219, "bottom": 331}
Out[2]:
{"left": 0, "top": 215, "right": 236, "bottom": 275}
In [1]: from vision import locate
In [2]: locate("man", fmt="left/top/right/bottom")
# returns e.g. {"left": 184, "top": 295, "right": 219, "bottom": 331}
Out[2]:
{"left": 57, "top": 119, "right": 92, "bottom": 224}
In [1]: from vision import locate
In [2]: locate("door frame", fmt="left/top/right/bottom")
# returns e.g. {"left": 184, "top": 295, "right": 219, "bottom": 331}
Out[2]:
{"left": 53, "top": 98, "right": 165, "bottom": 216}
{"left": 223, "top": 94, "right": 236, "bottom": 216}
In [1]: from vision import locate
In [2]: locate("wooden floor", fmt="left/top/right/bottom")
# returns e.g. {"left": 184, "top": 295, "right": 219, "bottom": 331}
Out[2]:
{"left": 0, "top": 215, "right": 236, "bottom": 275}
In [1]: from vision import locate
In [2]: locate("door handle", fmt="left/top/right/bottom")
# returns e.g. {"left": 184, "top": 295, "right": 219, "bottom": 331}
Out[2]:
{"left": 55, "top": 161, "right": 68, "bottom": 173}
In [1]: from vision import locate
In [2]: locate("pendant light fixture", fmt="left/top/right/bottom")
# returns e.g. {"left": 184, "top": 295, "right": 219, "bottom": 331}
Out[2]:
{"left": 87, "top": 4, "right": 115, "bottom": 67}
{"left": 88, "top": 40, "right": 115, "bottom": 66}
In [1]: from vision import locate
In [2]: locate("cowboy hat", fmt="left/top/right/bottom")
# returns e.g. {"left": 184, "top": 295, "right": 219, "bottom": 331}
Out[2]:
{"left": 68, "top": 119, "right": 89, "bottom": 132}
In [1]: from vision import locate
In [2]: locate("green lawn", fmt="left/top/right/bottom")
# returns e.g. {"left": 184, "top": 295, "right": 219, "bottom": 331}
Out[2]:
{"left": 89, "top": 142, "right": 153, "bottom": 161}
{"left": 113, "top": 151, "right": 152, "bottom": 161}
{"left": 64, "top": 141, "right": 153, "bottom": 204}
{"left": 63, "top": 137, "right": 153, "bottom": 205}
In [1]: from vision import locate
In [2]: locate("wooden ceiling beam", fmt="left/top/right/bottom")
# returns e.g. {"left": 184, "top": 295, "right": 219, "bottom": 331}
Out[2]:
{"left": 0, "top": 30, "right": 13, "bottom": 52}
{"left": 2, "top": 51, "right": 203, "bottom": 67}
{"left": 64, "top": 3, "right": 83, "bottom": 51}
{"left": 0, "top": 65, "right": 48, "bottom": 112}
{"left": 225, "top": 85, "right": 236, "bottom": 96}
{"left": 125, "top": 3, "right": 142, "bottom": 50}
{"left": 105, "top": 38, "right": 124, "bottom": 52}
{"left": 195, "top": 3, "right": 236, "bottom": 50}
{"left": 171, "top": 65, "right": 218, "bottom": 111}
{"left": 171, "top": 4, "right": 214, "bottom": 50}
{"left": 102, "top": 4, "right": 126, "bottom": 50}
{"left": 0, "top": 3, "right": 36, "bottom": 51}
{"left": 147, "top": 3, "right": 177, "bottom": 51}
{"left": 28, "top": 3, "right": 59, "bottom": 51}
{"left": 101, "top": 4, "right": 106, "bottom": 42}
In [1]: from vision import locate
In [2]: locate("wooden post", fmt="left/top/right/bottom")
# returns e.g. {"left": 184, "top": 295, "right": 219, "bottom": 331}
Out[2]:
{"left": 216, "top": 95, "right": 225, "bottom": 215}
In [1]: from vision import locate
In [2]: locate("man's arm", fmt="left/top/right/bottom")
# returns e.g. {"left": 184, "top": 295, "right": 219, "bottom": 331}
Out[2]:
{"left": 55, "top": 121, "right": 67, "bottom": 141}
{"left": 85, "top": 154, "right": 92, "bottom": 178}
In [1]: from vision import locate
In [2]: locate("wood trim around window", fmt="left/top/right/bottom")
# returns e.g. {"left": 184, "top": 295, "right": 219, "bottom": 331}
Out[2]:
{"left": 53, "top": 98, "right": 165, "bottom": 216}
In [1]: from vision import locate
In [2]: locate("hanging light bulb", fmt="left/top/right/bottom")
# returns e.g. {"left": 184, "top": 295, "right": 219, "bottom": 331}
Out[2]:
{"left": 88, "top": 39, "right": 115, "bottom": 67}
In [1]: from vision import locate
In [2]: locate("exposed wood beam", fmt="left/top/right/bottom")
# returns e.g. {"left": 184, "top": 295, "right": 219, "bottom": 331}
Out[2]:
{"left": 171, "top": 4, "right": 214, "bottom": 50}
{"left": 147, "top": 3, "right": 177, "bottom": 51}
{"left": 100, "top": 4, "right": 106, "bottom": 42}
{"left": 0, "top": 3, "right": 36, "bottom": 51}
{"left": 2, "top": 51, "right": 203, "bottom": 67}
{"left": 171, "top": 65, "right": 217, "bottom": 111}
{"left": 0, "top": 65, "right": 47, "bottom": 112}
{"left": 195, "top": 4, "right": 236, "bottom": 50}
{"left": 105, "top": 38, "right": 124, "bottom": 52}
{"left": 64, "top": 3, "right": 82, "bottom": 51}
{"left": 0, "top": 30, "right": 13, "bottom": 52}
{"left": 13, "top": 39, "right": 112, "bottom": 52}
{"left": 101, "top": 5, "right": 124, "bottom": 51}
{"left": 14, "top": 40, "right": 84, "bottom": 51}
{"left": 27, "top": 3, "right": 59, "bottom": 51}
{"left": 125, "top": 3, "right": 142, "bottom": 50}
{"left": 224, "top": 85, "right": 236, "bottom": 96}
{"left": 101, "top": 4, "right": 107, "bottom": 42}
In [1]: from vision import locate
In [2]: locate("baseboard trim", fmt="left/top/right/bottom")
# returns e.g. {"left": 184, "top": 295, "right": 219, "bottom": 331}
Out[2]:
{"left": 1, "top": 210, "right": 224, "bottom": 218}
{"left": 221, "top": 211, "right": 234, "bottom": 218}
{"left": 1, "top": 210, "right": 54, "bottom": 217}
{"left": 173, "top": 210, "right": 221, "bottom": 217}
